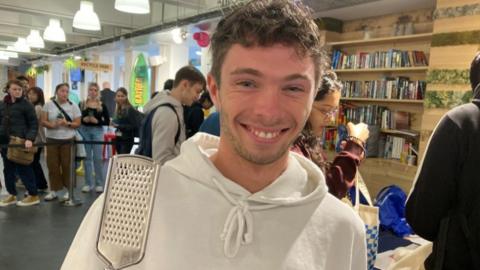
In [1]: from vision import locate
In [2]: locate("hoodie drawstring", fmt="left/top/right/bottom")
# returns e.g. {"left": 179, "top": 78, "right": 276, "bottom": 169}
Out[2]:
{"left": 210, "top": 177, "right": 278, "bottom": 258}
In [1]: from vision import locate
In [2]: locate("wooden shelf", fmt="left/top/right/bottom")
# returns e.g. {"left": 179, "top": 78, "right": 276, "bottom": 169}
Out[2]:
{"left": 333, "top": 67, "right": 428, "bottom": 73}
{"left": 341, "top": 97, "right": 424, "bottom": 104}
{"left": 380, "top": 129, "right": 420, "bottom": 137}
{"left": 326, "top": 33, "right": 433, "bottom": 47}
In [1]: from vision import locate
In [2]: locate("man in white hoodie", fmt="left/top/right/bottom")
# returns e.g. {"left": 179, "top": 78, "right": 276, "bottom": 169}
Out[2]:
{"left": 62, "top": 1, "right": 367, "bottom": 269}
{"left": 142, "top": 66, "right": 205, "bottom": 164}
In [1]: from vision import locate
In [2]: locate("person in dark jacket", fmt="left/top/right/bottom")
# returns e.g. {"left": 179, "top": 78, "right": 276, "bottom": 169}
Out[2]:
{"left": 112, "top": 87, "right": 139, "bottom": 154}
{"left": 100, "top": 81, "right": 116, "bottom": 118}
{"left": 291, "top": 71, "right": 369, "bottom": 199}
{"left": 79, "top": 82, "right": 110, "bottom": 193}
{"left": 184, "top": 91, "right": 213, "bottom": 138}
{"left": 0, "top": 79, "right": 39, "bottom": 207}
{"left": 406, "top": 52, "right": 480, "bottom": 270}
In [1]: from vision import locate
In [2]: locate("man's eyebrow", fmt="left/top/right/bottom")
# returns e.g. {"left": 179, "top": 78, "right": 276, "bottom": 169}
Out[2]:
{"left": 283, "top": 74, "right": 310, "bottom": 82}
{"left": 230, "top": 68, "right": 263, "bottom": 77}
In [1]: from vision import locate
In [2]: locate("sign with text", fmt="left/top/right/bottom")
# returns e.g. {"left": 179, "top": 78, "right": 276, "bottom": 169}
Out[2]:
{"left": 79, "top": 61, "right": 112, "bottom": 72}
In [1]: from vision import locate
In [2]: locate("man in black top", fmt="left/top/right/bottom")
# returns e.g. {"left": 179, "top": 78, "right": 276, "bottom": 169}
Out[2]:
{"left": 406, "top": 52, "right": 480, "bottom": 270}
{"left": 100, "top": 82, "right": 116, "bottom": 117}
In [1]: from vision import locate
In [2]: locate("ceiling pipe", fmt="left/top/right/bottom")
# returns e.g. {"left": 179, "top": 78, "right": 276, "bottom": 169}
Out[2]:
{"left": 57, "top": 9, "right": 222, "bottom": 56}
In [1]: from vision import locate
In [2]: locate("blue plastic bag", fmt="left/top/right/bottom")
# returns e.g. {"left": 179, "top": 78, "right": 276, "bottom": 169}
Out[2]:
{"left": 375, "top": 185, "right": 413, "bottom": 237}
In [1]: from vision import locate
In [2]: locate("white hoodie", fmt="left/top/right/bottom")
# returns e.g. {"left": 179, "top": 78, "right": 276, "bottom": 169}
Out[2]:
{"left": 62, "top": 133, "right": 367, "bottom": 270}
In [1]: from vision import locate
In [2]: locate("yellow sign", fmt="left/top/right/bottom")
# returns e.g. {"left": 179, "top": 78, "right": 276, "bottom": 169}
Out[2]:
{"left": 79, "top": 61, "right": 112, "bottom": 72}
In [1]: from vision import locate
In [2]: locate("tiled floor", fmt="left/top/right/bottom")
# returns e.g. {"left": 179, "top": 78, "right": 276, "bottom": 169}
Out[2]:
{"left": 0, "top": 183, "right": 100, "bottom": 270}
{"left": 0, "top": 156, "right": 107, "bottom": 270}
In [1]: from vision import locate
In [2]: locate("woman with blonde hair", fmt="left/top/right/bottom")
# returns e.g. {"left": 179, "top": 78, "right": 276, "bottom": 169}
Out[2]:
{"left": 79, "top": 82, "right": 110, "bottom": 193}
{"left": 41, "top": 83, "right": 81, "bottom": 201}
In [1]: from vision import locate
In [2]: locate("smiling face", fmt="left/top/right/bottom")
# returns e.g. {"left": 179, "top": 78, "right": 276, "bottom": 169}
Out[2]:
{"left": 308, "top": 91, "right": 341, "bottom": 136}
{"left": 209, "top": 44, "right": 316, "bottom": 165}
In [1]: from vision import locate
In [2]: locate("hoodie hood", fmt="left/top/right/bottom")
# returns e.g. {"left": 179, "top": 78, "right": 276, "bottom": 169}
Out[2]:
{"left": 143, "top": 90, "right": 181, "bottom": 114}
{"left": 165, "top": 132, "right": 328, "bottom": 258}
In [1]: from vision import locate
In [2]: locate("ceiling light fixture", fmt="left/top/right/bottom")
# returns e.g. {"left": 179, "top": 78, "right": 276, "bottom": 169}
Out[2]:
{"left": 114, "top": 0, "right": 150, "bottom": 14}
{"left": 14, "top": 38, "right": 31, "bottom": 53}
{"left": 44, "top": 19, "right": 66, "bottom": 42}
{"left": 73, "top": 1, "right": 101, "bottom": 31}
{"left": 0, "top": 51, "right": 9, "bottom": 60}
{"left": 171, "top": 28, "right": 187, "bottom": 44}
{"left": 26, "top": 30, "right": 45, "bottom": 49}
{"left": 3, "top": 50, "right": 18, "bottom": 58}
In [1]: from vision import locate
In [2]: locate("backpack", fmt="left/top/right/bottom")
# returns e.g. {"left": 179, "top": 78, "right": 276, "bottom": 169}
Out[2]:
{"left": 130, "top": 107, "right": 145, "bottom": 138}
{"left": 135, "top": 103, "right": 181, "bottom": 158}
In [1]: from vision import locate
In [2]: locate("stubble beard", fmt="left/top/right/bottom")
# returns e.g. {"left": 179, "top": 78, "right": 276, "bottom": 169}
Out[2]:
{"left": 220, "top": 110, "right": 296, "bottom": 165}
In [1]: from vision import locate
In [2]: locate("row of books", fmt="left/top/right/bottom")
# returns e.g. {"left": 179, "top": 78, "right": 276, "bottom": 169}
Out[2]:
{"left": 341, "top": 78, "right": 426, "bottom": 100}
{"left": 381, "top": 110, "right": 410, "bottom": 130}
{"left": 322, "top": 128, "right": 338, "bottom": 152}
{"left": 331, "top": 49, "right": 428, "bottom": 70}
{"left": 381, "top": 135, "right": 417, "bottom": 165}
{"left": 341, "top": 105, "right": 387, "bottom": 126}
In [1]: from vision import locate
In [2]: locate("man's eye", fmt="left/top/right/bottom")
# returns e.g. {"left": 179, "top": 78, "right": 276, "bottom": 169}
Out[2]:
{"left": 284, "top": 86, "right": 304, "bottom": 92}
{"left": 237, "top": 81, "right": 256, "bottom": 88}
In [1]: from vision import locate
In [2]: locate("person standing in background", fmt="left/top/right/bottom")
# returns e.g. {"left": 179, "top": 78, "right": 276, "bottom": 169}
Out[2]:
{"left": 26, "top": 87, "right": 48, "bottom": 193}
{"left": 142, "top": 66, "right": 205, "bottom": 164}
{"left": 100, "top": 82, "right": 116, "bottom": 118}
{"left": 184, "top": 91, "right": 213, "bottom": 138}
{"left": 291, "top": 71, "right": 369, "bottom": 199}
{"left": 0, "top": 80, "right": 39, "bottom": 207}
{"left": 41, "top": 83, "right": 81, "bottom": 201}
{"left": 112, "top": 87, "right": 138, "bottom": 154}
{"left": 16, "top": 75, "right": 30, "bottom": 92}
{"left": 406, "top": 52, "right": 480, "bottom": 270}
{"left": 79, "top": 83, "right": 110, "bottom": 193}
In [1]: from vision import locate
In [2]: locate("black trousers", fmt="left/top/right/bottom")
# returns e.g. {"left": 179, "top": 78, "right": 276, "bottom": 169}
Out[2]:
{"left": 32, "top": 147, "right": 48, "bottom": 190}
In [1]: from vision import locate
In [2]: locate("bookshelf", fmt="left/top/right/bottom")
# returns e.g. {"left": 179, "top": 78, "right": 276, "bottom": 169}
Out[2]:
{"left": 322, "top": 11, "right": 434, "bottom": 195}
{"left": 333, "top": 67, "right": 428, "bottom": 73}
{"left": 341, "top": 98, "right": 424, "bottom": 104}
{"left": 326, "top": 33, "right": 433, "bottom": 47}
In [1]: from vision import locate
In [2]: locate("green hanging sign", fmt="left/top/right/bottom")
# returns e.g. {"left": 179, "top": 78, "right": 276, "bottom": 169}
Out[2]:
{"left": 129, "top": 53, "right": 150, "bottom": 107}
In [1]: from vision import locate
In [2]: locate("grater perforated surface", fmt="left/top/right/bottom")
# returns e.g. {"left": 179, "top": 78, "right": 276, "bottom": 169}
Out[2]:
{"left": 96, "top": 155, "right": 160, "bottom": 270}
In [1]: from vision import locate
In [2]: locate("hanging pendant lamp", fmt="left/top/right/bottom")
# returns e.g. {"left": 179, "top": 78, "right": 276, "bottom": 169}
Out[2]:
{"left": 115, "top": 0, "right": 150, "bottom": 14}
{"left": 26, "top": 30, "right": 45, "bottom": 49}
{"left": 73, "top": 1, "right": 101, "bottom": 31}
{"left": 43, "top": 19, "right": 66, "bottom": 42}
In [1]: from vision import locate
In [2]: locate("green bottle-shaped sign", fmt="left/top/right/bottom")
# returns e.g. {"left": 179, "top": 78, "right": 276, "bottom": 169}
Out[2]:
{"left": 129, "top": 53, "right": 150, "bottom": 107}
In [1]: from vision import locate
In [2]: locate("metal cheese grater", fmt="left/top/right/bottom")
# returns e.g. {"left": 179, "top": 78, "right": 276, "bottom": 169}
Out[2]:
{"left": 96, "top": 154, "right": 161, "bottom": 270}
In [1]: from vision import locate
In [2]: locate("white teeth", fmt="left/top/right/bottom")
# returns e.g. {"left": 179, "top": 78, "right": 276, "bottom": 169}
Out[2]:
{"left": 250, "top": 128, "right": 280, "bottom": 139}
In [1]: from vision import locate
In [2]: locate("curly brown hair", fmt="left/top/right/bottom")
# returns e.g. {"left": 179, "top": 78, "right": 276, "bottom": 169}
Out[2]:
{"left": 315, "top": 71, "right": 343, "bottom": 101}
{"left": 210, "top": 0, "right": 326, "bottom": 87}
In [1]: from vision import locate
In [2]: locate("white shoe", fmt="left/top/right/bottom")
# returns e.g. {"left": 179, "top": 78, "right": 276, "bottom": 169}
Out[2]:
{"left": 44, "top": 191, "right": 57, "bottom": 201}
{"left": 61, "top": 191, "right": 69, "bottom": 202}
{"left": 95, "top": 186, "right": 104, "bottom": 193}
{"left": 81, "top": 185, "right": 91, "bottom": 193}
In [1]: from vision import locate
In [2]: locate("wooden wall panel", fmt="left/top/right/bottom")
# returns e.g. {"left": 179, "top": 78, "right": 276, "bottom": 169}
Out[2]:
{"left": 433, "top": 15, "right": 480, "bottom": 33}
{"left": 427, "top": 84, "right": 471, "bottom": 92}
{"left": 436, "top": 0, "right": 480, "bottom": 8}
{"left": 429, "top": 45, "right": 479, "bottom": 69}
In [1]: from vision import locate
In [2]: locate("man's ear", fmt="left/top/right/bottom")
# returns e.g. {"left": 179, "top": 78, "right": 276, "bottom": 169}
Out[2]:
{"left": 207, "top": 73, "right": 221, "bottom": 112}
